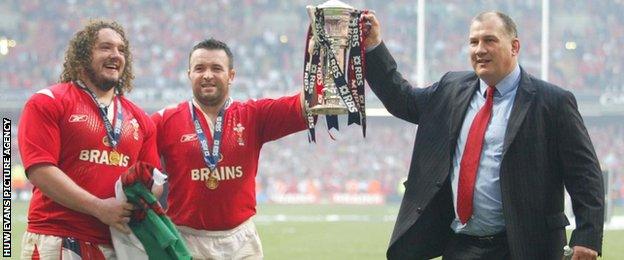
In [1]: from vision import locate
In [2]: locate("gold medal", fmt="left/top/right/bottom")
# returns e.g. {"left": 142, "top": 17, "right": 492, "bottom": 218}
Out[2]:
{"left": 109, "top": 150, "right": 121, "bottom": 166}
{"left": 206, "top": 176, "right": 219, "bottom": 190}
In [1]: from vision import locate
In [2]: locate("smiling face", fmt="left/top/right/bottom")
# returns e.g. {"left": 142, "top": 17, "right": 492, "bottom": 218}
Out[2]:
{"left": 188, "top": 48, "right": 235, "bottom": 108}
{"left": 469, "top": 13, "right": 520, "bottom": 86}
{"left": 84, "top": 28, "right": 126, "bottom": 91}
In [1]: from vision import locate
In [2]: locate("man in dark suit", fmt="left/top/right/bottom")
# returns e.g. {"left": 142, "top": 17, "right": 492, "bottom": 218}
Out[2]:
{"left": 361, "top": 11, "right": 604, "bottom": 259}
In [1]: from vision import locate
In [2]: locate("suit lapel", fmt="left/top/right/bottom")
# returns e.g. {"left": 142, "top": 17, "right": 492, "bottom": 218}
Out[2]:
{"left": 449, "top": 78, "right": 479, "bottom": 155}
{"left": 503, "top": 69, "right": 536, "bottom": 154}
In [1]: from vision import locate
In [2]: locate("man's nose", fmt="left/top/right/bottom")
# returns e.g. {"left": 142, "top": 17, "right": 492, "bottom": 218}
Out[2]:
{"left": 474, "top": 41, "right": 487, "bottom": 55}
{"left": 109, "top": 48, "right": 124, "bottom": 61}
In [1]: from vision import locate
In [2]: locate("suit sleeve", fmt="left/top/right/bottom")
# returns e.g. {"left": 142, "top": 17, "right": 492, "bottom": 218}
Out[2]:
{"left": 365, "top": 42, "right": 439, "bottom": 124}
{"left": 557, "top": 91, "right": 604, "bottom": 254}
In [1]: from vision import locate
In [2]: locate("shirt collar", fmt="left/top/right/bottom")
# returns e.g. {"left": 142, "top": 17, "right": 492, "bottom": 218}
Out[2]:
{"left": 478, "top": 64, "right": 521, "bottom": 97}
{"left": 191, "top": 97, "right": 233, "bottom": 111}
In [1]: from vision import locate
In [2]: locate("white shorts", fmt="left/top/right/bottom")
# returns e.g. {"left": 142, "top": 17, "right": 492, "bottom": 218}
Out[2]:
{"left": 21, "top": 231, "right": 116, "bottom": 260}
{"left": 177, "top": 218, "right": 263, "bottom": 260}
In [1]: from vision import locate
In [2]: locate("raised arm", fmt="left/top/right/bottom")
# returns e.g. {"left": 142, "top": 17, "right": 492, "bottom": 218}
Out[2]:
{"left": 361, "top": 13, "right": 438, "bottom": 124}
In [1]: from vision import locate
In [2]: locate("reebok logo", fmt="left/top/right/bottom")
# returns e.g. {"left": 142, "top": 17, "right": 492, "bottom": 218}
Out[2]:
{"left": 180, "top": 133, "right": 198, "bottom": 143}
{"left": 69, "top": 114, "right": 88, "bottom": 122}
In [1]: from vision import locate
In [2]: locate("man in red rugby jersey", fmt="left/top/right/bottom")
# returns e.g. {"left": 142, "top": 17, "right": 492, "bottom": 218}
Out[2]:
{"left": 18, "top": 20, "right": 160, "bottom": 259}
{"left": 152, "top": 38, "right": 307, "bottom": 259}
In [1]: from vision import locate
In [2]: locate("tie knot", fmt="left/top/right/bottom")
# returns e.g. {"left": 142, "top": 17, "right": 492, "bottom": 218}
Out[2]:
{"left": 486, "top": 85, "right": 495, "bottom": 99}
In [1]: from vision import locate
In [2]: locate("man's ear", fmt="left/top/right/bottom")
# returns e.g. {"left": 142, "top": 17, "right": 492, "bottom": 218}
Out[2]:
{"left": 511, "top": 38, "right": 520, "bottom": 56}
{"left": 229, "top": 69, "right": 236, "bottom": 84}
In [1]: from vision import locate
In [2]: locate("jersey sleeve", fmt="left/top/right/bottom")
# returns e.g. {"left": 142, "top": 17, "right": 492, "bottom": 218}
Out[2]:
{"left": 136, "top": 111, "right": 161, "bottom": 170}
{"left": 18, "top": 92, "right": 63, "bottom": 172}
{"left": 254, "top": 93, "right": 307, "bottom": 143}
{"left": 150, "top": 110, "right": 166, "bottom": 164}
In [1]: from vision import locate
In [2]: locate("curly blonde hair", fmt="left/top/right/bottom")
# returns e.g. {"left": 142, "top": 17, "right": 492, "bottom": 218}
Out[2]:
{"left": 60, "top": 19, "right": 134, "bottom": 93}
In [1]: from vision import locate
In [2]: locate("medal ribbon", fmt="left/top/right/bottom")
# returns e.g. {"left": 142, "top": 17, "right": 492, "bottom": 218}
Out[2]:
{"left": 76, "top": 81, "right": 123, "bottom": 148}
{"left": 189, "top": 99, "right": 230, "bottom": 171}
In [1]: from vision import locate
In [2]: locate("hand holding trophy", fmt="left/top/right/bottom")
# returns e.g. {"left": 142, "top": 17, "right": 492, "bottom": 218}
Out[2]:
{"left": 303, "top": 0, "right": 368, "bottom": 141}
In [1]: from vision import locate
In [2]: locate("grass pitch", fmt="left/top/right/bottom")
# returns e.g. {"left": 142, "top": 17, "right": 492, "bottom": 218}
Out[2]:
{"left": 8, "top": 202, "right": 624, "bottom": 259}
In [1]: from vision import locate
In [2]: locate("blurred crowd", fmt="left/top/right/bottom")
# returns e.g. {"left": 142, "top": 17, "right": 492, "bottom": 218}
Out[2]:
{"left": 2, "top": 0, "right": 623, "bottom": 206}
{"left": 424, "top": 0, "right": 624, "bottom": 95}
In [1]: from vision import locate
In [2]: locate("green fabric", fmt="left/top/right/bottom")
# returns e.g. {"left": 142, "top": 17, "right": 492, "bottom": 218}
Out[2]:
{"left": 124, "top": 183, "right": 191, "bottom": 260}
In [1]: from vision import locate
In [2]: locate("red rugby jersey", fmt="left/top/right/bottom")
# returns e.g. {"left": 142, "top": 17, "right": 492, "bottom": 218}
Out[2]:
{"left": 18, "top": 82, "right": 160, "bottom": 244}
{"left": 152, "top": 94, "right": 306, "bottom": 230}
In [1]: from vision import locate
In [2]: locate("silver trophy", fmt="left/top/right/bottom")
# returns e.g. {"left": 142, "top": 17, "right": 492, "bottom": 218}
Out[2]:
{"left": 306, "top": 0, "right": 356, "bottom": 115}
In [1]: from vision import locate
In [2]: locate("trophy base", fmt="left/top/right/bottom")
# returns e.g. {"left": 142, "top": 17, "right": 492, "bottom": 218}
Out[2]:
{"left": 308, "top": 104, "right": 349, "bottom": 115}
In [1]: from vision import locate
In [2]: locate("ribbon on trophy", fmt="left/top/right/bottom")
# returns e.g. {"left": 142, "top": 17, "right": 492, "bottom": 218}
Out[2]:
{"left": 348, "top": 10, "right": 367, "bottom": 137}
{"left": 303, "top": 7, "right": 367, "bottom": 141}
{"left": 303, "top": 27, "right": 319, "bottom": 142}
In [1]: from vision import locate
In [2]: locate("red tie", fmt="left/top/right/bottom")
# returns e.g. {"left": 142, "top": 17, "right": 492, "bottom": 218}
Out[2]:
{"left": 457, "top": 85, "right": 495, "bottom": 224}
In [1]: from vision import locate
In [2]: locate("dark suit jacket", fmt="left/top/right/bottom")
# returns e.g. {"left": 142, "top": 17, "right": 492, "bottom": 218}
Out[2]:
{"left": 366, "top": 43, "right": 604, "bottom": 260}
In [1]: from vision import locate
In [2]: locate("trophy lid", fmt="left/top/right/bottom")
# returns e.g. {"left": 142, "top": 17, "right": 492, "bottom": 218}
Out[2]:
{"left": 318, "top": 0, "right": 355, "bottom": 10}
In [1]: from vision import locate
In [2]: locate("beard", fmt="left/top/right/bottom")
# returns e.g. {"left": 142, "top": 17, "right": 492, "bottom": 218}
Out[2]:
{"left": 194, "top": 86, "right": 226, "bottom": 108}
{"left": 85, "top": 65, "right": 120, "bottom": 91}
{"left": 196, "top": 92, "right": 223, "bottom": 107}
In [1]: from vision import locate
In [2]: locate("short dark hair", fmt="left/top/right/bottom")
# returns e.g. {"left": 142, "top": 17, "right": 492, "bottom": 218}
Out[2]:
{"left": 188, "top": 38, "right": 234, "bottom": 69}
{"left": 473, "top": 11, "right": 518, "bottom": 38}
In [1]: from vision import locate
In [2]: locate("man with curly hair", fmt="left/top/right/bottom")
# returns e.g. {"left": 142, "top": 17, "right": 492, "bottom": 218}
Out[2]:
{"left": 18, "top": 20, "right": 160, "bottom": 259}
